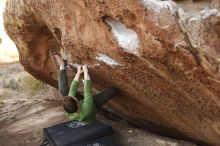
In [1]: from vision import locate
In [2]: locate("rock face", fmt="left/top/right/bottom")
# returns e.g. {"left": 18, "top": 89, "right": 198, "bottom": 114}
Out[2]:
{"left": 4, "top": 0, "right": 220, "bottom": 145}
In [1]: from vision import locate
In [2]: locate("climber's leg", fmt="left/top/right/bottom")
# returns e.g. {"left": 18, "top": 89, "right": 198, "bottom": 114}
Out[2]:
{"left": 93, "top": 87, "right": 118, "bottom": 108}
{"left": 58, "top": 69, "right": 69, "bottom": 96}
{"left": 54, "top": 55, "right": 70, "bottom": 96}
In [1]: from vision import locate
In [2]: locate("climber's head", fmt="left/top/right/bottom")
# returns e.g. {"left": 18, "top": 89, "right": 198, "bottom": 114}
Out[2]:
{"left": 63, "top": 96, "right": 79, "bottom": 113}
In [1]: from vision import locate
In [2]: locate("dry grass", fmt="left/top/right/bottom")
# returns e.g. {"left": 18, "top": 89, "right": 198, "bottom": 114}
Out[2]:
{"left": 0, "top": 63, "right": 62, "bottom": 101}
{"left": 20, "top": 74, "right": 62, "bottom": 100}
{"left": 0, "top": 94, "right": 3, "bottom": 106}
{"left": 21, "top": 74, "right": 45, "bottom": 96}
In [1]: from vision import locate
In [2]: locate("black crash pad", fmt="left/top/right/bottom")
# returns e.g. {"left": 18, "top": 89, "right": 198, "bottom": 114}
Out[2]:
{"left": 43, "top": 120, "right": 118, "bottom": 146}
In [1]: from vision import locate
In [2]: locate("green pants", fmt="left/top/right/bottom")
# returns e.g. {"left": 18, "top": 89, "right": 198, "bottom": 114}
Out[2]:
{"left": 58, "top": 69, "right": 116, "bottom": 108}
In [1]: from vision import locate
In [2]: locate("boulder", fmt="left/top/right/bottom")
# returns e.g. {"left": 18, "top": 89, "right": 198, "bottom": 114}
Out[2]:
{"left": 4, "top": 0, "right": 220, "bottom": 145}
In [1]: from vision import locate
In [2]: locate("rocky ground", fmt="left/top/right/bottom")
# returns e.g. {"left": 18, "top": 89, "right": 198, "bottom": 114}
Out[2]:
{"left": 0, "top": 62, "right": 196, "bottom": 146}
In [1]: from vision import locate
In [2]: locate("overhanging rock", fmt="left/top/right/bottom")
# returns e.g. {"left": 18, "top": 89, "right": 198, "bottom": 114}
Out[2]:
{"left": 4, "top": 0, "right": 220, "bottom": 145}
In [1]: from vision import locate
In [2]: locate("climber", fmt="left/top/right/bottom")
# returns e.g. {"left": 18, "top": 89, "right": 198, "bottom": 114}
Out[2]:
{"left": 54, "top": 55, "right": 117, "bottom": 123}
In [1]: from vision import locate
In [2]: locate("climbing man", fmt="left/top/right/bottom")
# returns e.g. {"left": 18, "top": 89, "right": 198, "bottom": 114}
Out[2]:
{"left": 54, "top": 55, "right": 117, "bottom": 124}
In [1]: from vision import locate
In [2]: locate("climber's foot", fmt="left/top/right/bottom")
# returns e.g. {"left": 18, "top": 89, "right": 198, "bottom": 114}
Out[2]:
{"left": 54, "top": 54, "right": 65, "bottom": 65}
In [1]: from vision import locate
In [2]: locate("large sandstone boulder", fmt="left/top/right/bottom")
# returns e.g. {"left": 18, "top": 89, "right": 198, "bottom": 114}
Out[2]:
{"left": 4, "top": 0, "right": 220, "bottom": 145}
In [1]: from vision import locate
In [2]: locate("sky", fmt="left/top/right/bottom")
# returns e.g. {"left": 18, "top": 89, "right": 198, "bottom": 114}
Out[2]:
{"left": 0, "top": 0, "right": 18, "bottom": 63}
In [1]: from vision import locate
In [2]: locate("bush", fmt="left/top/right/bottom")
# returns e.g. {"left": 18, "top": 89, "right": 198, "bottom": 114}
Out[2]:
{"left": 2, "top": 78, "right": 21, "bottom": 90}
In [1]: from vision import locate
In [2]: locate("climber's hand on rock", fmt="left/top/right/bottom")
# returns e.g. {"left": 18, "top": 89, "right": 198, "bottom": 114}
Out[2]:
{"left": 83, "top": 65, "right": 90, "bottom": 80}
{"left": 74, "top": 66, "right": 82, "bottom": 81}
{"left": 77, "top": 66, "right": 83, "bottom": 75}
{"left": 83, "top": 65, "right": 88, "bottom": 74}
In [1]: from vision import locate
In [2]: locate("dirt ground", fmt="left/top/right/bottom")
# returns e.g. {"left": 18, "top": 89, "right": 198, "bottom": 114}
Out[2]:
{"left": 0, "top": 63, "right": 196, "bottom": 146}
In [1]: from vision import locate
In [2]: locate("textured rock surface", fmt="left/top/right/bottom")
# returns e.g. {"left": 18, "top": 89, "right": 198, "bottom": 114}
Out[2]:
{"left": 4, "top": 0, "right": 220, "bottom": 145}
{"left": 214, "top": 0, "right": 220, "bottom": 8}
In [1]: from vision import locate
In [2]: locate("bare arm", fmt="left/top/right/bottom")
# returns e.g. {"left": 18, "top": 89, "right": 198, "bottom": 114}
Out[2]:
{"left": 83, "top": 65, "right": 92, "bottom": 100}
{"left": 83, "top": 65, "right": 90, "bottom": 80}
{"left": 68, "top": 66, "right": 82, "bottom": 97}
{"left": 82, "top": 65, "right": 94, "bottom": 117}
